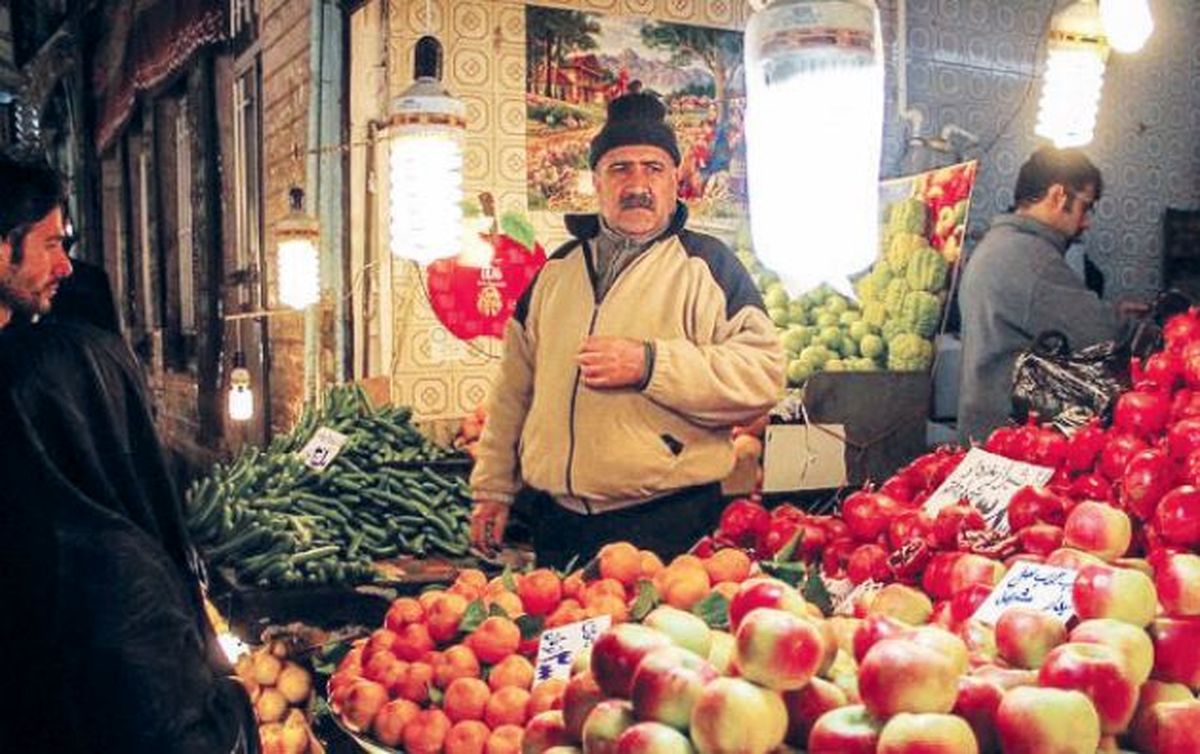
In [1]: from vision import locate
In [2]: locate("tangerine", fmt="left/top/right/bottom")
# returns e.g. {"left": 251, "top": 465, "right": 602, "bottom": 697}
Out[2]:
{"left": 442, "top": 677, "right": 491, "bottom": 723}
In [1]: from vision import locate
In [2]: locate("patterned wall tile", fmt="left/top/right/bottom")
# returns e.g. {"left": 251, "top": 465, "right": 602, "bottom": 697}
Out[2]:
{"left": 451, "top": 2, "right": 491, "bottom": 41}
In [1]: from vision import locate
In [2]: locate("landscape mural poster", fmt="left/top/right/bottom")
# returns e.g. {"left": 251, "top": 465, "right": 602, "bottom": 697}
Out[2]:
{"left": 525, "top": 4, "right": 746, "bottom": 221}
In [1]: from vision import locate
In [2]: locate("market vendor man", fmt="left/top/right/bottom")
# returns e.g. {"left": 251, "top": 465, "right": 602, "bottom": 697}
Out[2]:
{"left": 957, "top": 146, "right": 1146, "bottom": 443}
{"left": 469, "top": 92, "right": 785, "bottom": 568}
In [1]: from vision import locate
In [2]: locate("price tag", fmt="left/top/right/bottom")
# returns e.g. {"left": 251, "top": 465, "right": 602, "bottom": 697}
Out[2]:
{"left": 534, "top": 615, "right": 611, "bottom": 683}
{"left": 298, "top": 427, "right": 349, "bottom": 471}
{"left": 923, "top": 448, "right": 1054, "bottom": 534}
{"left": 971, "top": 561, "right": 1077, "bottom": 626}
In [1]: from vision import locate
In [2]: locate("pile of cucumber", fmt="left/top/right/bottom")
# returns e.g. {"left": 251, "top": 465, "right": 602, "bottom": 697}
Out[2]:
{"left": 185, "top": 385, "right": 473, "bottom": 589}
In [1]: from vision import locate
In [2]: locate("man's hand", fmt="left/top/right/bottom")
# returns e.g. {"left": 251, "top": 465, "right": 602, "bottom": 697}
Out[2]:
{"left": 470, "top": 499, "right": 510, "bottom": 551}
{"left": 577, "top": 336, "right": 647, "bottom": 389}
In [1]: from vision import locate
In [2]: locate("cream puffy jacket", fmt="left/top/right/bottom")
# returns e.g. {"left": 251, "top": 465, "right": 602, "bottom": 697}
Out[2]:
{"left": 469, "top": 204, "right": 785, "bottom": 512}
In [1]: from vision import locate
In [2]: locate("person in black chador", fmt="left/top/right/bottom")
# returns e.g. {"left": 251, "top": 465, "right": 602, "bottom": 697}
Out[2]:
{"left": 0, "top": 185, "right": 257, "bottom": 754}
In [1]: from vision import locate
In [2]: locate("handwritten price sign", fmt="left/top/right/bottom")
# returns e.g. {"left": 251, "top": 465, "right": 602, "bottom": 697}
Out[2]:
{"left": 534, "top": 615, "right": 611, "bottom": 683}
{"left": 971, "top": 561, "right": 1077, "bottom": 626}
{"left": 923, "top": 448, "right": 1055, "bottom": 534}
{"left": 298, "top": 427, "right": 350, "bottom": 471}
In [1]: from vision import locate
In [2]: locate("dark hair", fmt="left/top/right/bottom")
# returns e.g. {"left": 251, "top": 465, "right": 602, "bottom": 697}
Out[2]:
{"left": 1012, "top": 146, "right": 1103, "bottom": 210}
{"left": 0, "top": 157, "right": 66, "bottom": 263}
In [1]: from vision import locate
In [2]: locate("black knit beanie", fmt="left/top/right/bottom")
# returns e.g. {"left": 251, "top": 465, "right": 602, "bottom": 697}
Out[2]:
{"left": 588, "top": 93, "right": 681, "bottom": 169}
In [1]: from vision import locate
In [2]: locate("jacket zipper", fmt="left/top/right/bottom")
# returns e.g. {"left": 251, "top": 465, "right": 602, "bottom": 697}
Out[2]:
{"left": 566, "top": 239, "right": 603, "bottom": 503}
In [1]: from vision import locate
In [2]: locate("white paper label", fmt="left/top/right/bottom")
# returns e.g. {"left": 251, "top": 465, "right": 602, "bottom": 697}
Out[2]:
{"left": 298, "top": 427, "right": 350, "bottom": 471}
{"left": 923, "top": 448, "right": 1055, "bottom": 534}
{"left": 971, "top": 561, "right": 1077, "bottom": 626}
{"left": 534, "top": 615, "right": 611, "bottom": 683}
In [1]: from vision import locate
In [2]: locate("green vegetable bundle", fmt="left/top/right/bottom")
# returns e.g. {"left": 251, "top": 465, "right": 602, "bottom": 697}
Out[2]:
{"left": 185, "top": 385, "right": 473, "bottom": 589}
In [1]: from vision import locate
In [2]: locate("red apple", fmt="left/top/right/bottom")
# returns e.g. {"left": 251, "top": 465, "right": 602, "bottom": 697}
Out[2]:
{"left": 688, "top": 677, "right": 787, "bottom": 754}
{"left": 581, "top": 700, "right": 637, "bottom": 754}
{"left": 642, "top": 606, "right": 712, "bottom": 658}
{"left": 996, "top": 686, "right": 1101, "bottom": 754}
{"left": 1134, "top": 700, "right": 1200, "bottom": 754}
{"left": 877, "top": 712, "right": 979, "bottom": 754}
{"left": 726, "top": 578, "right": 808, "bottom": 630}
{"left": 1155, "top": 485, "right": 1200, "bottom": 548}
{"left": 614, "top": 721, "right": 694, "bottom": 754}
{"left": 1155, "top": 552, "right": 1200, "bottom": 616}
{"left": 630, "top": 645, "right": 718, "bottom": 730}
{"left": 968, "top": 664, "right": 1038, "bottom": 691}
{"left": 1149, "top": 616, "right": 1200, "bottom": 689}
{"left": 705, "top": 630, "right": 736, "bottom": 676}
{"left": 852, "top": 614, "right": 911, "bottom": 664}
{"left": 782, "top": 676, "right": 847, "bottom": 748}
{"left": 923, "top": 552, "right": 965, "bottom": 601}
{"left": 1018, "top": 523, "right": 1064, "bottom": 556}
{"left": 958, "top": 619, "right": 999, "bottom": 667}
{"left": 1130, "top": 680, "right": 1195, "bottom": 752}
{"left": 1045, "top": 547, "right": 1107, "bottom": 570}
{"left": 1070, "top": 618, "right": 1155, "bottom": 685}
{"left": 591, "top": 625, "right": 674, "bottom": 698}
{"left": 900, "top": 625, "right": 970, "bottom": 676}
{"left": 1063, "top": 501, "right": 1132, "bottom": 561}
{"left": 949, "top": 554, "right": 1005, "bottom": 595}
{"left": 735, "top": 608, "right": 828, "bottom": 691}
{"left": 1038, "top": 642, "right": 1139, "bottom": 734}
{"left": 807, "top": 704, "right": 884, "bottom": 754}
{"left": 1072, "top": 564, "right": 1157, "bottom": 627}
{"left": 562, "top": 670, "right": 605, "bottom": 740}
{"left": 995, "top": 607, "right": 1068, "bottom": 669}
{"left": 858, "top": 638, "right": 960, "bottom": 718}
{"left": 525, "top": 710, "right": 573, "bottom": 754}
{"left": 953, "top": 675, "right": 1004, "bottom": 754}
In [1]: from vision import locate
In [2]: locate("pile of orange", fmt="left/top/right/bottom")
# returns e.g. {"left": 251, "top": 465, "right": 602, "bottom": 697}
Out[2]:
{"left": 326, "top": 543, "right": 756, "bottom": 753}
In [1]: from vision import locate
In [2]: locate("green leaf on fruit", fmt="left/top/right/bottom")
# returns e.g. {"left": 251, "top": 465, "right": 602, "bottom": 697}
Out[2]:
{"left": 428, "top": 685, "right": 445, "bottom": 706}
{"left": 458, "top": 599, "right": 488, "bottom": 634}
{"left": 773, "top": 529, "right": 804, "bottom": 563}
{"left": 580, "top": 555, "right": 602, "bottom": 582}
{"left": 759, "top": 559, "right": 808, "bottom": 589}
{"left": 692, "top": 591, "right": 730, "bottom": 631}
{"left": 803, "top": 567, "right": 834, "bottom": 616}
{"left": 488, "top": 602, "right": 510, "bottom": 619}
{"left": 630, "top": 579, "right": 660, "bottom": 622}
{"left": 515, "top": 613, "right": 545, "bottom": 641}
{"left": 501, "top": 565, "right": 518, "bottom": 592}
{"left": 500, "top": 211, "right": 537, "bottom": 251}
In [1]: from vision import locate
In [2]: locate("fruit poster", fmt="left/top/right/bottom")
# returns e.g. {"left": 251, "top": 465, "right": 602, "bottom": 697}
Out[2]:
{"left": 525, "top": 5, "right": 746, "bottom": 221}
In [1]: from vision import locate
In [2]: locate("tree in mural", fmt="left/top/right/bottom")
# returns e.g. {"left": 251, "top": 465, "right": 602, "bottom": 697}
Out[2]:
{"left": 526, "top": 6, "right": 602, "bottom": 98}
{"left": 639, "top": 22, "right": 742, "bottom": 123}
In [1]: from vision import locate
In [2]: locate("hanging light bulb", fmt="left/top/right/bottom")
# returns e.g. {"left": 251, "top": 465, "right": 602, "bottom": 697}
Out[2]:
{"left": 227, "top": 351, "right": 254, "bottom": 422}
{"left": 744, "top": 0, "right": 885, "bottom": 298}
{"left": 1100, "top": 0, "right": 1153, "bottom": 54}
{"left": 1035, "top": 0, "right": 1109, "bottom": 148}
{"left": 275, "top": 187, "right": 321, "bottom": 309}
{"left": 389, "top": 35, "right": 466, "bottom": 266}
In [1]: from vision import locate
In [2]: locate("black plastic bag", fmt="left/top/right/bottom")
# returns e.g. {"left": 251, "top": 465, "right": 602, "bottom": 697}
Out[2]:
{"left": 1011, "top": 331, "right": 1131, "bottom": 431}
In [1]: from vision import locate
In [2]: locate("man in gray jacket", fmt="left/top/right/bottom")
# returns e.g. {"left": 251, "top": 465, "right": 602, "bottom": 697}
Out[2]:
{"left": 957, "top": 147, "right": 1143, "bottom": 443}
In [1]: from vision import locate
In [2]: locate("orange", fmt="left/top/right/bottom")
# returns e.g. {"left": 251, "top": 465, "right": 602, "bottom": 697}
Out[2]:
{"left": 371, "top": 698, "right": 420, "bottom": 748}
{"left": 581, "top": 578, "right": 626, "bottom": 607}
{"left": 364, "top": 649, "right": 401, "bottom": 685}
{"left": 403, "top": 708, "right": 452, "bottom": 754}
{"left": 639, "top": 550, "right": 665, "bottom": 579}
{"left": 545, "top": 600, "right": 587, "bottom": 629}
{"left": 449, "top": 581, "right": 484, "bottom": 602}
{"left": 363, "top": 629, "right": 401, "bottom": 663}
{"left": 528, "top": 678, "right": 568, "bottom": 716}
{"left": 444, "top": 719, "right": 490, "bottom": 754}
{"left": 393, "top": 622, "right": 436, "bottom": 662}
{"left": 328, "top": 669, "right": 360, "bottom": 711}
{"left": 484, "top": 686, "right": 531, "bottom": 729}
{"left": 457, "top": 568, "right": 489, "bottom": 589}
{"left": 704, "top": 548, "right": 752, "bottom": 584}
{"left": 660, "top": 567, "right": 711, "bottom": 611}
{"left": 486, "top": 590, "right": 524, "bottom": 618}
{"left": 562, "top": 570, "right": 585, "bottom": 600}
{"left": 517, "top": 568, "right": 564, "bottom": 616}
{"left": 384, "top": 597, "right": 426, "bottom": 632}
{"left": 669, "top": 554, "right": 706, "bottom": 572}
{"left": 427, "top": 593, "right": 471, "bottom": 645}
{"left": 337, "top": 643, "right": 365, "bottom": 675}
{"left": 466, "top": 616, "right": 522, "bottom": 665}
{"left": 442, "top": 677, "right": 491, "bottom": 723}
{"left": 484, "top": 724, "right": 525, "bottom": 754}
{"left": 598, "top": 542, "right": 642, "bottom": 586}
{"left": 418, "top": 589, "right": 446, "bottom": 613}
{"left": 487, "top": 655, "right": 534, "bottom": 691}
{"left": 394, "top": 661, "right": 435, "bottom": 704}
{"left": 712, "top": 580, "right": 740, "bottom": 600}
{"left": 434, "top": 644, "right": 481, "bottom": 688}
{"left": 584, "top": 594, "right": 628, "bottom": 623}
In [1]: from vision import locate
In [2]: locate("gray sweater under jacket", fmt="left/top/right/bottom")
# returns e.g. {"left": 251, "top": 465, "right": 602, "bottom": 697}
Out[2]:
{"left": 957, "top": 213, "right": 1124, "bottom": 444}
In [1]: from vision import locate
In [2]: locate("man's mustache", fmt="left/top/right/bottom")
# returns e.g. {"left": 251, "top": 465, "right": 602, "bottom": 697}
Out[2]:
{"left": 620, "top": 193, "right": 654, "bottom": 209}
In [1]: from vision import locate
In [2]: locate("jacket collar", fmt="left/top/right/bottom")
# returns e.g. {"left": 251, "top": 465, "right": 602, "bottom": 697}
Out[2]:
{"left": 565, "top": 201, "right": 689, "bottom": 243}
{"left": 990, "top": 213, "right": 1071, "bottom": 254}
